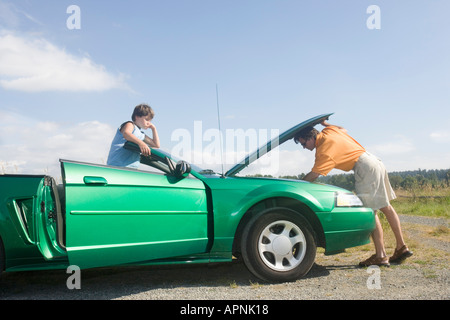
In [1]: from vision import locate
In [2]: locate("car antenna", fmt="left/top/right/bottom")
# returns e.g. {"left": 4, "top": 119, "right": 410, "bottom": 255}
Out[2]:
{"left": 216, "top": 84, "right": 225, "bottom": 178}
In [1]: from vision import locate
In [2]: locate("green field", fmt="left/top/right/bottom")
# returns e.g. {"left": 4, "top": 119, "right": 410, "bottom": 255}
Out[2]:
{"left": 392, "top": 187, "right": 450, "bottom": 219}
{"left": 283, "top": 169, "right": 450, "bottom": 219}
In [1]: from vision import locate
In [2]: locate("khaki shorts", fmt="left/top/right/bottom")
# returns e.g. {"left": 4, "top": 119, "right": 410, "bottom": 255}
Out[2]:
{"left": 354, "top": 152, "right": 396, "bottom": 211}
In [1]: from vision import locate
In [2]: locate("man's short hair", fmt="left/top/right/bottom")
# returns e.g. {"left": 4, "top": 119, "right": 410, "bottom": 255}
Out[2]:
{"left": 294, "top": 126, "right": 319, "bottom": 144}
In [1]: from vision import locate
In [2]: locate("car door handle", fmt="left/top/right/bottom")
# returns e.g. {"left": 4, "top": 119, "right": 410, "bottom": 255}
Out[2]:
{"left": 83, "top": 176, "right": 108, "bottom": 185}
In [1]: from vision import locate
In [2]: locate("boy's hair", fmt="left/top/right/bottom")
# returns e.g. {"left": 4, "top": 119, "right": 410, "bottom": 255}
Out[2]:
{"left": 132, "top": 103, "right": 154, "bottom": 121}
{"left": 294, "top": 126, "right": 319, "bottom": 144}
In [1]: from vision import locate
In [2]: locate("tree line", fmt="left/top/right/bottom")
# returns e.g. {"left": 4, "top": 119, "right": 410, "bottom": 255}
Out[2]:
{"left": 251, "top": 168, "right": 450, "bottom": 192}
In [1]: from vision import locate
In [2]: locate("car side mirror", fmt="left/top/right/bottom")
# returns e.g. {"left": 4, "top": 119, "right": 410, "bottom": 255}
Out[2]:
{"left": 174, "top": 160, "right": 191, "bottom": 178}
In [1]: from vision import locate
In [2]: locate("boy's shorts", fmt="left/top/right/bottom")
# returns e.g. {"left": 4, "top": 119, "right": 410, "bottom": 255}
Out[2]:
{"left": 354, "top": 152, "right": 396, "bottom": 211}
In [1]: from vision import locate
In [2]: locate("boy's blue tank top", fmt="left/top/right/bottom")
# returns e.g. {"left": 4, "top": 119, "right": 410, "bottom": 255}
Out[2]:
{"left": 107, "top": 121, "right": 145, "bottom": 168}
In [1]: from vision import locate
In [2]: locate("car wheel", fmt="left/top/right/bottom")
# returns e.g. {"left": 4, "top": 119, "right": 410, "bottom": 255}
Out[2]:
{"left": 241, "top": 208, "right": 316, "bottom": 282}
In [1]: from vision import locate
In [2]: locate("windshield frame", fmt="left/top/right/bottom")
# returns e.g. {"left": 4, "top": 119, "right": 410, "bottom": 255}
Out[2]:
{"left": 122, "top": 142, "right": 220, "bottom": 177}
{"left": 151, "top": 148, "right": 220, "bottom": 176}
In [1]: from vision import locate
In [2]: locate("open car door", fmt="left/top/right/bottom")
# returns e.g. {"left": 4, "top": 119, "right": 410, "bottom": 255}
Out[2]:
{"left": 62, "top": 158, "right": 209, "bottom": 269}
{"left": 15, "top": 175, "right": 66, "bottom": 261}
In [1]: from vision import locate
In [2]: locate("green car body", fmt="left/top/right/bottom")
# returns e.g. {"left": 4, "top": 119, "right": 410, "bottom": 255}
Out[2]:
{"left": 0, "top": 114, "right": 375, "bottom": 282}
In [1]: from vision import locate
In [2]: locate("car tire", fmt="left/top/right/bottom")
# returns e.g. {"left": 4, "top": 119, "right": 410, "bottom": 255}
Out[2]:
{"left": 241, "top": 208, "right": 316, "bottom": 282}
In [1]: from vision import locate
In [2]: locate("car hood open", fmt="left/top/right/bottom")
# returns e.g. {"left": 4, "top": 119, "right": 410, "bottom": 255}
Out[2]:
{"left": 224, "top": 113, "right": 333, "bottom": 177}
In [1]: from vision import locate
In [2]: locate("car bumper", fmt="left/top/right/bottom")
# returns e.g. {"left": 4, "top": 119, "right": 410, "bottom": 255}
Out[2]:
{"left": 316, "top": 207, "right": 375, "bottom": 255}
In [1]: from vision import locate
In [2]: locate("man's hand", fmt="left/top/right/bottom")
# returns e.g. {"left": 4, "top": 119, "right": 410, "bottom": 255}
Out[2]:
{"left": 302, "top": 171, "right": 320, "bottom": 182}
{"left": 320, "top": 120, "right": 331, "bottom": 127}
{"left": 320, "top": 120, "right": 346, "bottom": 132}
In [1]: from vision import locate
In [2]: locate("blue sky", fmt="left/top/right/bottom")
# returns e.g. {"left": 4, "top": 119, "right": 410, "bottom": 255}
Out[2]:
{"left": 1, "top": 0, "right": 449, "bottom": 179}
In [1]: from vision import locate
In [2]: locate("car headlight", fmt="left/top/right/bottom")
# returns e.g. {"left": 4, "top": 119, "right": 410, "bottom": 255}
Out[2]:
{"left": 335, "top": 192, "right": 363, "bottom": 207}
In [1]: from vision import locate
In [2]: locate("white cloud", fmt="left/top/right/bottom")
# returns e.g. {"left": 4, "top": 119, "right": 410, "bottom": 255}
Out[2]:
{"left": 0, "top": 110, "right": 115, "bottom": 180}
{"left": 0, "top": 0, "right": 42, "bottom": 27}
{"left": 430, "top": 130, "right": 450, "bottom": 143}
{"left": 0, "top": 31, "right": 129, "bottom": 92}
{"left": 367, "top": 135, "right": 415, "bottom": 156}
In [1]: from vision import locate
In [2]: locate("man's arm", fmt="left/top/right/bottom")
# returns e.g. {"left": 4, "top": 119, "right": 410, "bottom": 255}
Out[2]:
{"left": 302, "top": 171, "right": 320, "bottom": 182}
{"left": 321, "top": 120, "right": 347, "bottom": 133}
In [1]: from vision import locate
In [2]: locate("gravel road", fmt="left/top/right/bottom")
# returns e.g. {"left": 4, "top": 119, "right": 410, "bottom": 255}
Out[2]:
{"left": 0, "top": 215, "right": 448, "bottom": 301}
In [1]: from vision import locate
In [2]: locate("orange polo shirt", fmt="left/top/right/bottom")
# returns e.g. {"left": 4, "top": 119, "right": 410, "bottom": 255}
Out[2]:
{"left": 311, "top": 126, "right": 366, "bottom": 176}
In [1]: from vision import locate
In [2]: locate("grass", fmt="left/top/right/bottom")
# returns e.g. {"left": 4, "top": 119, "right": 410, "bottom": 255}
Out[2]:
{"left": 317, "top": 187, "right": 449, "bottom": 269}
{"left": 391, "top": 187, "right": 450, "bottom": 219}
{"left": 322, "top": 220, "right": 449, "bottom": 272}
{"left": 429, "top": 225, "right": 449, "bottom": 237}
{"left": 374, "top": 188, "right": 449, "bottom": 269}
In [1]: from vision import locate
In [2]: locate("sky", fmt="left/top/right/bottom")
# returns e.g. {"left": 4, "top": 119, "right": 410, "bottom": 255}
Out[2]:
{"left": 1, "top": 0, "right": 449, "bottom": 180}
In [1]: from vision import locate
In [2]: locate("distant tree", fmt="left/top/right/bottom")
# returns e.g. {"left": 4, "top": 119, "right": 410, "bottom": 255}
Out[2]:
{"left": 446, "top": 170, "right": 450, "bottom": 186}
{"left": 389, "top": 175, "right": 403, "bottom": 189}
{"left": 248, "top": 168, "right": 449, "bottom": 191}
{"left": 401, "top": 176, "right": 417, "bottom": 190}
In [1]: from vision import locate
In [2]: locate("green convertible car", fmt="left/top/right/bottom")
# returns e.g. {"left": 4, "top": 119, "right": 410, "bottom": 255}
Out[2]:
{"left": 0, "top": 114, "right": 375, "bottom": 282}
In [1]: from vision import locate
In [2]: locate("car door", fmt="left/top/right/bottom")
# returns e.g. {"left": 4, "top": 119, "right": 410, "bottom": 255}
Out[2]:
{"left": 35, "top": 176, "right": 66, "bottom": 260}
{"left": 62, "top": 160, "right": 209, "bottom": 269}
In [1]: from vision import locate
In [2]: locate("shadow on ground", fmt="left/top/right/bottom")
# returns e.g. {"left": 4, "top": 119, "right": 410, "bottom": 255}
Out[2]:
{"left": 0, "top": 260, "right": 337, "bottom": 300}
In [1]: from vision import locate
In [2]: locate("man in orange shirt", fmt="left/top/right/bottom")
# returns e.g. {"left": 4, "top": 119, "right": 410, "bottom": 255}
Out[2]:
{"left": 294, "top": 120, "right": 412, "bottom": 267}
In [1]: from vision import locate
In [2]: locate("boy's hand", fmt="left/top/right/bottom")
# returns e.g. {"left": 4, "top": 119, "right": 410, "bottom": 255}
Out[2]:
{"left": 138, "top": 141, "right": 151, "bottom": 156}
